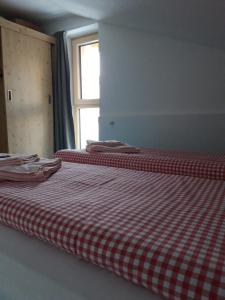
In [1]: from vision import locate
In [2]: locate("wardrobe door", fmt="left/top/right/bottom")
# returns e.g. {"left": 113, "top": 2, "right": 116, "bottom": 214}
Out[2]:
{"left": 0, "top": 29, "right": 8, "bottom": 152}
{"left": 1, "top": 27, "right": 53, "bottom": 157}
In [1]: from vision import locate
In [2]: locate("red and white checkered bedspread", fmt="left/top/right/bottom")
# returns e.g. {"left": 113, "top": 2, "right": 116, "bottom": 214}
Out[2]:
{"left": 0, "top": 162, "right": 225, "bottom": 300}
{"left": 55, "top": 148, "right": 225, "bottom": 181}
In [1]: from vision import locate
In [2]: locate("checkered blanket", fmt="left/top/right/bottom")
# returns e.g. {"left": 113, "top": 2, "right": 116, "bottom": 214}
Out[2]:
{"left": 0, "top": 162, "right": 225, "bottom": 300}
{"left": 55, "top": 148, "right": 225, "bottom": 181}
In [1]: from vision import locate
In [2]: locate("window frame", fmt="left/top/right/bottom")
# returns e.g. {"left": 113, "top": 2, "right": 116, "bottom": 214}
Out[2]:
{"left": 72, "top": 34, "right": 100, "bottom": 149}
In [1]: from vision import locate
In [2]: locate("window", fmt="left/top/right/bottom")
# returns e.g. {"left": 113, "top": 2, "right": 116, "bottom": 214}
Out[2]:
{"left": 72, "top": 34, "right": 100, "bottom": 149}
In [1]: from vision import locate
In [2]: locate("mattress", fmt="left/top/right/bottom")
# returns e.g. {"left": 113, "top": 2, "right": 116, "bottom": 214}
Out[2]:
{"left": 0, "top": 162, "right": 225, "bottom": 300}
{"left": 55, "top": 148, "right": 225, "bottom": 180}
{"left": 0, "top": 224, "right": 163, "bottom": 300}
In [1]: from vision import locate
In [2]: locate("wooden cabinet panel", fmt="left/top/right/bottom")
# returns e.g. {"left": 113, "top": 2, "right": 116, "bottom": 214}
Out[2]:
{"left": 1, "top": 27, "right": 54, "bottom": 157}
{"left": 0, "top": 29, "right": 8, "bottom": 152}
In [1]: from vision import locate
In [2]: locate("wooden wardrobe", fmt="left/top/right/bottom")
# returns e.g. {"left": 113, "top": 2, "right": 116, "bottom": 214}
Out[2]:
{"left": 0, "top": 17, "right": 55, "bottom": 157}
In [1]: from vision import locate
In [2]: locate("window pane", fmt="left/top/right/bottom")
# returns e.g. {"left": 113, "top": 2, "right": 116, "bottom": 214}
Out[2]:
{"left": 79, "top": 108, "right": 99, "bottom": 149}
{"left": 80, "top": 42, "right": 100, "bottom": 100}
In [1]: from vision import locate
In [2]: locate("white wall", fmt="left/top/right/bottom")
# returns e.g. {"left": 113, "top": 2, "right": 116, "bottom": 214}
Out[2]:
{"left": 99, "top": 24, "right": 225, "bottom": 152}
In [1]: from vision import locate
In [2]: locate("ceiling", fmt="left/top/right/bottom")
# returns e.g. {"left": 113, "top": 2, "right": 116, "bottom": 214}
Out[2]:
{"left": 0, "top": 0, "right": 224, "bottom": 49}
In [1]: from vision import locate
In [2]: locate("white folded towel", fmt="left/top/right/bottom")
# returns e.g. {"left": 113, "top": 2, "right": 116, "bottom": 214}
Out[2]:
{"left": 86, "top": 144, "right": 141, "bottom": 154}
{"left": 0, "top": 154, "right": 39, "bottom": 166}
{"left": 86, "top": 140, "right": 127, "bottom": 148}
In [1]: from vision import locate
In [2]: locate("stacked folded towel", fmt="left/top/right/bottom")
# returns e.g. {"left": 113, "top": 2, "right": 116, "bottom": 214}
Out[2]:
{"left": 86, "top": 140, "right": 141, "bottom": 154}
{"left": 86, "top": 140, "right": 127, "bottom": 147}
{"left": 0, "top": 154, "right": 61, "bottom": 182}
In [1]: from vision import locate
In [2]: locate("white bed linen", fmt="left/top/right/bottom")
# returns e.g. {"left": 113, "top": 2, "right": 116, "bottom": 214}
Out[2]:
{"left": 0, "top": 224, "right": 164, "bottom": 300}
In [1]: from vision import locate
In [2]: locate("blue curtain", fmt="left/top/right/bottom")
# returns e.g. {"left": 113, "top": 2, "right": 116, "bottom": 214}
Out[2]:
{"left": 53, "top": 31, "right": 75, "bottom": 151}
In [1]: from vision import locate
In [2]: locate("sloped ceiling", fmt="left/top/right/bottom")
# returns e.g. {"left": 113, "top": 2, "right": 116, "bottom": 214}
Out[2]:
{"left": 0, "top": 0, "right": 224, "bottom": 49}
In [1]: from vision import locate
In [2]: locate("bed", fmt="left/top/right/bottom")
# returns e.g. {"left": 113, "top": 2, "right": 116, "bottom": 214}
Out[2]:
{"left": 55, "top": 148, "right": 225, "bottom": 180}
{"left": 0, "top": 159, "right": 225, "bottom": 300}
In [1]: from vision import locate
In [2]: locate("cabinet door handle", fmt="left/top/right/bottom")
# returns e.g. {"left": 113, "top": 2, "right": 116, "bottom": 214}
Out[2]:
{"left": 48, "top": 95, "right": 52, "bottom": 104}
{"left": 7, "top": 90, "right": 13, "bottom": 101}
